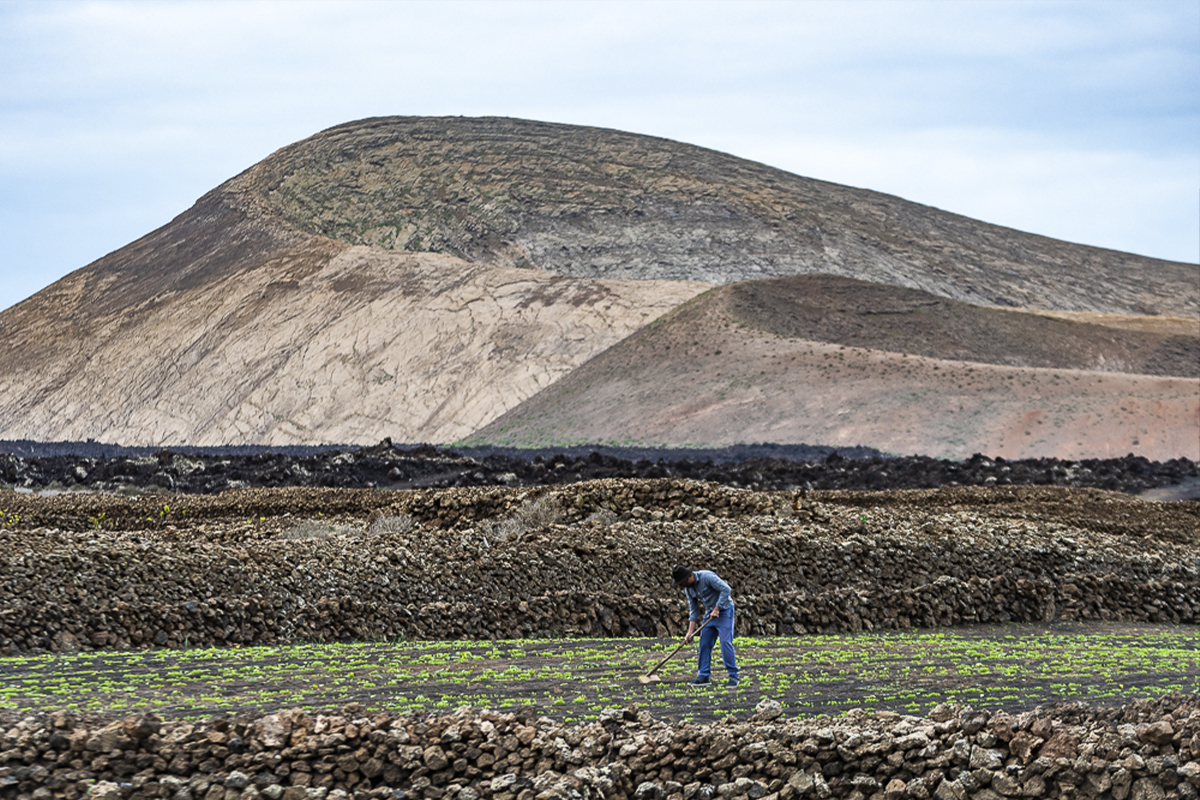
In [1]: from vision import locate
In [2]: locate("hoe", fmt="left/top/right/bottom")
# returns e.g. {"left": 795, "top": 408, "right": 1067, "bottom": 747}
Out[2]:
{"left": 638, "top": 617, "right": 712, "bottom": 684}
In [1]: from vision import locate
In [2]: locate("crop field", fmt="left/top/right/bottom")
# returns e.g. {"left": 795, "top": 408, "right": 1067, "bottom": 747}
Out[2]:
{"left": 3, "top": 621, "right": 1197, "bottom": 723}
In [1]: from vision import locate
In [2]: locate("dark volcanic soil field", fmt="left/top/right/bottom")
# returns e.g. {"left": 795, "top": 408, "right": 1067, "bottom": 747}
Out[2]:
{"left": 2, "top": 622, "right": 1196, "bottom": 723}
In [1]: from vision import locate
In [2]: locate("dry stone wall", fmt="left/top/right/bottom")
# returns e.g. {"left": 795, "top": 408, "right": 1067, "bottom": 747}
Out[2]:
{"left": 2, "top": 697, "right": 1197, "bottom": 800}
{"left": 0, "top": 480, "right": 785, "bottom": 534}
{"left": 1, "top": 481, "right": 1196, "bottom": 655}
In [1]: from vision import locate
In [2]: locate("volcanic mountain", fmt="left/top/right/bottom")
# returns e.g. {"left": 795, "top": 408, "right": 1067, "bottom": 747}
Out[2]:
{"left": 0, "top": 116, "right": 1195, "bottom": 454}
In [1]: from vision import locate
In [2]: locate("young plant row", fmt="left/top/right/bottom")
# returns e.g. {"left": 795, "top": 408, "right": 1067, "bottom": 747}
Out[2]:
{"left": 2, "top": 622, "right": 1196, "bottom": 723}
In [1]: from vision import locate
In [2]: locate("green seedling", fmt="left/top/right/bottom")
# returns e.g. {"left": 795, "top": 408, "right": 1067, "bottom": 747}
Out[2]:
{"left": 0, "top": 622, "right": 1195, "bottom": 723}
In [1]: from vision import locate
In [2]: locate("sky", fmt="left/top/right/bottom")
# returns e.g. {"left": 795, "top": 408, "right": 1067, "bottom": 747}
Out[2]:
{"left": 1, "top": 0, "right": 1197, "bottom": 314}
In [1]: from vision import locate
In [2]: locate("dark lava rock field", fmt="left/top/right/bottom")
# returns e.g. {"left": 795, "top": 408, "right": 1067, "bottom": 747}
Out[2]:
{"left": 0, "top": 439, "right": 1195, "bottom": 499}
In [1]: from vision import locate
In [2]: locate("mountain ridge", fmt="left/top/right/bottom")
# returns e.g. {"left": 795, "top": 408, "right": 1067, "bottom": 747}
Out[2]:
{"left": 236, "top": 116, "right": 1196, "bottom": 315}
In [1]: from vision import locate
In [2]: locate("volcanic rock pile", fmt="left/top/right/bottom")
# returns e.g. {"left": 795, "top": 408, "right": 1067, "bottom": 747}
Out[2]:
{"left": 1, "top": 695, "right": 1196, "bottom": 800}
{"left": 1, "top": 480, "right": 1195, "bottom": 654}
{"left": 0, "top": 442, "right": 1196, "bottom": 497}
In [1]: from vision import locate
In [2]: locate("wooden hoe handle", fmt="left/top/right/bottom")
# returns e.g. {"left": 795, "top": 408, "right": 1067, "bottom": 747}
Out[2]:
{"left": 642, "top": 616, "right": 713, "bottom": 680}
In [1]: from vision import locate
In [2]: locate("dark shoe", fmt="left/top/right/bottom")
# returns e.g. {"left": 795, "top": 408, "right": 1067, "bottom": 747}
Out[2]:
{"left": 726, "top": 677, "right": 740, "bottom": 688}
{"left": 688, "top": 676, "right": 711, "bottom": 686}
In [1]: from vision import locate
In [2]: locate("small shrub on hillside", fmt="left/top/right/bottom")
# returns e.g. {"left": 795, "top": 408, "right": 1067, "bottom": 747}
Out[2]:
{"left": 369, "top": 514, "right": 417, "bottom": 536}
{"left": 513, "top": 494, "right": 562, "bottom": 529}
{"left": 478, "top": 493, "right": 563, "bottom": 543}
{"left": 479, "top": 517, "right": 523, "bottom": 543}
{"left": 584, "top": 508, "right": 618, "bottom": 527}
{"left": 281, "top": 520, "right": 356, "bottom": 540}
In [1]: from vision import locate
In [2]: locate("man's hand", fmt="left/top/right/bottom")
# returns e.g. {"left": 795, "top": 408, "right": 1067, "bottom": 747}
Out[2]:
{"left": 708, "top": 606, "right": 720, "bottom": 621}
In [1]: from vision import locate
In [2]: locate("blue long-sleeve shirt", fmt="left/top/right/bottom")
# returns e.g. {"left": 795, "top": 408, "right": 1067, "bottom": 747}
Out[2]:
{"left": 684, "top": 570, "right": 734, "bottom": 622}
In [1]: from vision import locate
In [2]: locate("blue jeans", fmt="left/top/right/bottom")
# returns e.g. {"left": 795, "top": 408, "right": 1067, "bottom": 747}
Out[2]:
{"left": 697, "top": 606, "right": 738, "bottom": 680}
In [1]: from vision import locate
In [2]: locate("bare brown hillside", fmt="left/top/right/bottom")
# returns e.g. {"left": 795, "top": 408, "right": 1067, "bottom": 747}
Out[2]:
{"left": 724, "top": 275, "right": 1198, "bottom": 377}
{"left": 1008, "top": 309, "right": 1200, "bottom": 337}
{"left": 470, "top": 281, "right": 1200, "bottom": 460}
{"left": 0, "top": 189, "right": 705, "bottom": 446}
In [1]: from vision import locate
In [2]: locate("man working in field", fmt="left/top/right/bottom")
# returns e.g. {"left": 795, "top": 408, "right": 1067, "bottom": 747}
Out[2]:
{"left": 672, "top": 564, "right": 740, "bottom": 687}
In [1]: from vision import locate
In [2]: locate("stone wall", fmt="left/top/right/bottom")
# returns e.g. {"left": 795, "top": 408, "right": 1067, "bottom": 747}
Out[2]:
{"left": 0, "top": 480, "right": 784, "bottom": 534}
{"left": 1, "top": 481, "right": 1196, "bottom": 654}
{"left": 2, "top": 697, "right": 1196, "bottom": 800}
{"left": 2, "top": 573, "right": 1198, "bottom": 657}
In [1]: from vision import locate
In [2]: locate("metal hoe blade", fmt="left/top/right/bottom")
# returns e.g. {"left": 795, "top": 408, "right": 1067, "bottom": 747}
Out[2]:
{"left": 637, "top": 616, "right": 712, "bottom": 683}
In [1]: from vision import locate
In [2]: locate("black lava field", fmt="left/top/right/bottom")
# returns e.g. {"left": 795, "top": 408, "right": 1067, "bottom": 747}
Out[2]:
{"left": 1, "top": 440, "right": 1195, "bottom": 498}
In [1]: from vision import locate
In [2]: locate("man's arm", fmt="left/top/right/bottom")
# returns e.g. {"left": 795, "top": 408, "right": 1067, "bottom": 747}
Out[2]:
{"left": 684, "top": 587, "right": 701, "bottom": 642}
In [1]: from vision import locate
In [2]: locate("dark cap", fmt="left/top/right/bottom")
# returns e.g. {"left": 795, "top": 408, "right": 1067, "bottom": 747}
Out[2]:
{"left": 672, "top": 565, "right": 692, "bottom": 586}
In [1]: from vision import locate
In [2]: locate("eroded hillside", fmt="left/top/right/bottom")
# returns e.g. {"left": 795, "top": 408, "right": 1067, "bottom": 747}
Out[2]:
{"left": 471, "top": 279, "right": 1200, "bottom": 460}
{"left": 724, "top": 275, "right": 1198, "bottom": 377}
{"left": 0, "top": 193, "right": 704, "bottom": 445}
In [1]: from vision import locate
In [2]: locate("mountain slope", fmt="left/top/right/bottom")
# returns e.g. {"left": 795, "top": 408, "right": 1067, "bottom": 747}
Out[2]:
{"left": 469, "top": 277, "right": 1200, "bottom": 460}
{"left": 723, "top": 275, "right": 1198, "bottom": 376}
{"left": 240, "top": 116, "right": 1196, "bottom": 316}
{"left": 0, "top": 189, "right": 704, "bottom": 446}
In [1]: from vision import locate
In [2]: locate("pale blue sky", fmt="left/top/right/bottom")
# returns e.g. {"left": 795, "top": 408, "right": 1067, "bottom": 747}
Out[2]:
{"left": 1, "top": 0, "right": 1197, "bottom": 313}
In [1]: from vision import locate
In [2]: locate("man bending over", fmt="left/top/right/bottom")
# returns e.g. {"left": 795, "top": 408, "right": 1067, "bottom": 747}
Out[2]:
{"left": 672, "top": 564, "right": 740, "bottom": 687}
